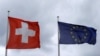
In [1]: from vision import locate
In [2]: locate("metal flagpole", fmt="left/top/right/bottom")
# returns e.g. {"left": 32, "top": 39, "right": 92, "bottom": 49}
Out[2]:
{"left": 5, "top": 11, "right": 10, "bottom": 56}
{"left": 57, "top": 16, "right": 60, "bottom": 56}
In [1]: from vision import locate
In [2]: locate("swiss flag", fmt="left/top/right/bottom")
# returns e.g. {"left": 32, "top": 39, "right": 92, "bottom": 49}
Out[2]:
{"left": 6, "top": 16, "right": 40, "bottom": 49}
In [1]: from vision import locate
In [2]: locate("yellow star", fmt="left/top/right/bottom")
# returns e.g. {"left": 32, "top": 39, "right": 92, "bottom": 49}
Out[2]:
{"left": 72, "top": 35, "right": 75, "bottom": 38}
{"left": 85, "top": 33, "right": 88, "bottom": 35}
{"left": 73, "top": 26, "right": 76, "bottom": 29}
{"left": 78, "top": 40, "right": 81, "bottom": 43}
{"left": 70, "top": 31, "right": 73, "bottom": 34}
{"left": 74, "top": 39, "right": 78, "bottom": 42}
{"left": 84, "top": 36, "right": 87, "bottom": 39}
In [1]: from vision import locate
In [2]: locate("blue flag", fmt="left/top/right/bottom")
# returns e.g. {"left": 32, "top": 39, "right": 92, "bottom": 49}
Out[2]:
{"left": 58, "top": 21, "right": 96, "bottom": 45}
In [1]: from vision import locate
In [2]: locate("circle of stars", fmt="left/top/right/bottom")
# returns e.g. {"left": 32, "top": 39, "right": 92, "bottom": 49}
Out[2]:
{"left": 70, "top": 25, "right": 88, "bottom": 44}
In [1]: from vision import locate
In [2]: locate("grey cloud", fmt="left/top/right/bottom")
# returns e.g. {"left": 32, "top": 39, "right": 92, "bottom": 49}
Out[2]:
{"left": 0, "top": 0, "right": 100, "bottom": 56}
{"left": 0, "top": 0, "right": 58, "bottom": 56}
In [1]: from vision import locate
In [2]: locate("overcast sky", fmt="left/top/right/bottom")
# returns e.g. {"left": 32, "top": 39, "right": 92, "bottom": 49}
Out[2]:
{"left": 0, "top": 0, "right": 100, "bottom": 56}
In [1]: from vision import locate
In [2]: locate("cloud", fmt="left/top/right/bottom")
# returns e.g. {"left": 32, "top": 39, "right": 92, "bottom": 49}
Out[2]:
{"left": 0, "top": 0, "right": 58, "bottom": 56}
{"left": 0, "top": 0, "right": 100, "bottom": 56}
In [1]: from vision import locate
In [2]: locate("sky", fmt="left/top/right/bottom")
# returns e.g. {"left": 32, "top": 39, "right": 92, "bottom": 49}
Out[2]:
{"left": 0, "top": 0, "right": 100, "bottom": 56}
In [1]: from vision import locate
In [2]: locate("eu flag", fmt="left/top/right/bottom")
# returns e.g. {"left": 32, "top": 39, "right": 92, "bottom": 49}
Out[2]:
{"left": 58, "top": 21, "right": 96, "bottom": 45}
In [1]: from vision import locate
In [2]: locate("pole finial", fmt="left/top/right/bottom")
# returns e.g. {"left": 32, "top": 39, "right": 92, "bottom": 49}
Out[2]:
{"left": 57, "top": 16, "right": 59, "bottom": 21}
{"left": 8, "top": 11, "right": 10, "bottom": 16}
{"left": 57, "top": 16, "right": 59, "bottom": 19}
{"left": 8, "top": 11, "right": 10, "bottom": 13}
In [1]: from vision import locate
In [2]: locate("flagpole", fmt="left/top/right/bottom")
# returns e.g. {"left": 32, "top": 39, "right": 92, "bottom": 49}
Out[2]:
{"left": 57, "top": 16, "right": 60, "bottom": 56}
{"left": 5, "top": 11, "right": 10, "bottom": 56}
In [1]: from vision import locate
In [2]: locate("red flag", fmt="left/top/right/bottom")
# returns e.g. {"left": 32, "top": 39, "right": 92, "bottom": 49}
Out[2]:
{"left": 6, "top": 16, "right": 40, "bottom": 49}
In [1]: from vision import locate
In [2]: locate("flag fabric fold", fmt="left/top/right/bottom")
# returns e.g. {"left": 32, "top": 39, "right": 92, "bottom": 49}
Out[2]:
{"left": 6, "top": 16, "right": 40, "bottom": 49}
{"left": 58, "top": 21, "right": 96, "bottom": 45}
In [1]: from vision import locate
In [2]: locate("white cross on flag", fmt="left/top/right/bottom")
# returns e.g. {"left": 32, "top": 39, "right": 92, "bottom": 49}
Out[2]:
{"left": 6, "top": 16, "right": 40, "bottom": 49}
